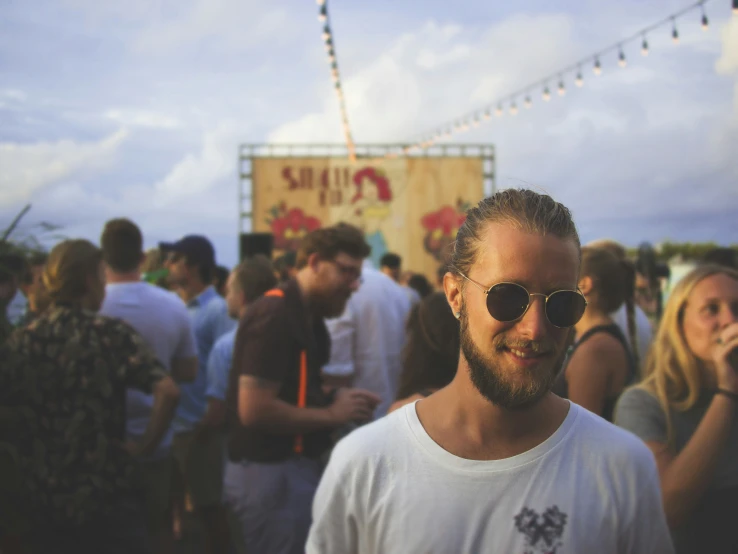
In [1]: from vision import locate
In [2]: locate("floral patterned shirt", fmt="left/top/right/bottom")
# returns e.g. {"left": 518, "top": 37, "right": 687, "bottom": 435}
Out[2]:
{"left": 0, "top": 305, "right": 167, "bottom": 527}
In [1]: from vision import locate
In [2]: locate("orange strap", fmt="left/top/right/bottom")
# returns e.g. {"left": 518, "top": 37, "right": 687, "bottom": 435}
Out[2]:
{"left": 294, "top": 351, "right": 308, "bottom": 454}
{"left": 264, "top": 288, "right": 307, "bottom": 455}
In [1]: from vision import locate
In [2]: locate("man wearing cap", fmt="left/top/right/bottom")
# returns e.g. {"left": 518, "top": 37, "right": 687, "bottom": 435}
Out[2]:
{"left": 161, "top": 234, "right": 236, "bottom": 554}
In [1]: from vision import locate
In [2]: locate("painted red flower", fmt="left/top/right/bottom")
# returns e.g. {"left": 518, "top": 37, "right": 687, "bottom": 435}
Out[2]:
{"left": 421, "top": 204, "right": 469, "bottom": 262}
{"left": 269, "top": 206, "right": 322, "bottom": 250}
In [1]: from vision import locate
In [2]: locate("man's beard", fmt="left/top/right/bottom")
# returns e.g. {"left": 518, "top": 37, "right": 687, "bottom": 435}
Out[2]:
{"left": 459, "top": 306, "right": 565, "bottom": 410}
{"left": 315, "top": 286, "right": 352, "bottom": 319}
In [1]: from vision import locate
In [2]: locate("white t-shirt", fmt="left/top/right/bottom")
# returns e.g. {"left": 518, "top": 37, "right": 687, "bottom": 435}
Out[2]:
{"left": 307, "top": 401, "right": 673, "bottom": 554}
{"left": 100, "top": 281, "right": 196, "bottom": 457}
{"left": 611, "top": 303, "right": 653, "bottom": 362}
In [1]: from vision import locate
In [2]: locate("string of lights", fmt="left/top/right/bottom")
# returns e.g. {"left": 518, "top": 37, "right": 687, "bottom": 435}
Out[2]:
{"left": 317, "top": 0, "right": 356, "bottom": 162}
{"left": 406, "top": 0, "right": 723, "bottom": 154}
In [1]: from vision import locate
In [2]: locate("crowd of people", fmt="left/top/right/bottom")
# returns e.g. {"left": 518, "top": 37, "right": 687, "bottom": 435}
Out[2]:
{"left": 0, "top": 188, "right": 737, "bottom": 554}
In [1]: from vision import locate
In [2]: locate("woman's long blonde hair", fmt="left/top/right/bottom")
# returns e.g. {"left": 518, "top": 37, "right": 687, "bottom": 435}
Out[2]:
{"left": 639, "top": 264, "right": 738, "bottom": 445}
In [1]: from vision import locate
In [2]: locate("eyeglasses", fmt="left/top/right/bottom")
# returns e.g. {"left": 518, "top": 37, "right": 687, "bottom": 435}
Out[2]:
{"left": 331, "top": 259, "right": 363, "bottom": 284}
{"left": 458, "top": 271, "right": 587, "bottom": 328}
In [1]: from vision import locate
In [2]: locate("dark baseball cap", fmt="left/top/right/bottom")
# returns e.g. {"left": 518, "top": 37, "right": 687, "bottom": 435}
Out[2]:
{"left": 159, "top": 235, "right": 215, "bottom": 267}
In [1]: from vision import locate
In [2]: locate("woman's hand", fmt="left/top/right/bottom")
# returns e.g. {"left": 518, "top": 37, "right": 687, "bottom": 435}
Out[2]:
{"left": 714, "top": 322, "right": 738, "bottom": 393}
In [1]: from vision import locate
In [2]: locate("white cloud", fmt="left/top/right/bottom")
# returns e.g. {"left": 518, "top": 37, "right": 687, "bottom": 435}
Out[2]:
{"left": 0, "top": 130, "right": 128, "bottom": 206}
{"left": 104, "top": 109, "right": 181, "bottom": 129}
{"left": 268, "top": 13, "right": 580, "bottom": 143}
{"left": 151, "top": 123, "right": 238, "bottom": 204}
{"left": 1, "top": 89, "right": 27, "bottom": 102}
{"left": 133, "top": 0, "right": 290, "bottom": 55}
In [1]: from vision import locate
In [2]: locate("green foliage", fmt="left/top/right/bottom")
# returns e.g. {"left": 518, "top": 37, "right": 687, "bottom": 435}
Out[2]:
{"left": 626, "top": 241, "right": 738, "bottom": 262}
{"left": 1, "top": 205, "right": 62, "bottom": 278}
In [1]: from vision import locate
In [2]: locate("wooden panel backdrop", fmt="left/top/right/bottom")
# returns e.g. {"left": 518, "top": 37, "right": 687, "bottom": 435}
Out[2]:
{"left": 253, "top": 157, "right": 484, "bottom": 284}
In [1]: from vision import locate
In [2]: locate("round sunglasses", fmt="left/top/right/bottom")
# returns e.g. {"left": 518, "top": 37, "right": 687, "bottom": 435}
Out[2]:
{"left": 458, "top": 272, "right": 587, "bottom": 328}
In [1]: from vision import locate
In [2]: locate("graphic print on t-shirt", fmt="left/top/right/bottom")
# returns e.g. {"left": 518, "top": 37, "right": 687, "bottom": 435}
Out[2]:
{"left": 513, "top": 505, "right": 568, "bottom": 554}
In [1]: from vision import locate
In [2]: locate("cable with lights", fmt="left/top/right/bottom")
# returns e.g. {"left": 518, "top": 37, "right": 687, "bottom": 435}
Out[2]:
{"left": 316, "top": 0, "right": 356, "bottom": 161}
{"left": 407, "top": 0, "right": 722, "bottom": 153}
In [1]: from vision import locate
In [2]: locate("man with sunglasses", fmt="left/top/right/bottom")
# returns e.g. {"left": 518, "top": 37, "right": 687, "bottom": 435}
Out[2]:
{"left": 225, "top": 223, "right": 381, "bottom": 554}
{"left": 308, "top": 190, "right": 673, "bottom": 554}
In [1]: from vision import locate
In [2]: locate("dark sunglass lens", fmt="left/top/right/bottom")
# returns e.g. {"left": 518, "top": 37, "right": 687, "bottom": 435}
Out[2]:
{"left": 546, "top": 291, "right": 587, "bottom": 327}
{"left": 486, "top": 283, "right": 530, "bottom": 322}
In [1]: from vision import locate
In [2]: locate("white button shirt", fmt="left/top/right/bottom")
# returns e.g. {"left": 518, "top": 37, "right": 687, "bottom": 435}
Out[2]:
{"left": 324, "top": 266, "right": 412, "bottom": 417}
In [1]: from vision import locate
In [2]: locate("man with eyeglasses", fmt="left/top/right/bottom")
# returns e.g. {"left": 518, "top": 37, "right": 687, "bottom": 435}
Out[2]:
{"left": 224, "top": 223, "right": 381, "bottom": 554}
{"left": 308, "top": 190, "right": 674, "bottom": 554}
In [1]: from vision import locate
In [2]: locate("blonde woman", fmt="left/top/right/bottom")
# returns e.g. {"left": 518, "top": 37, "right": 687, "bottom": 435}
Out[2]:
{"left": 615, "top": 264, "right": 738, "bottom": 554}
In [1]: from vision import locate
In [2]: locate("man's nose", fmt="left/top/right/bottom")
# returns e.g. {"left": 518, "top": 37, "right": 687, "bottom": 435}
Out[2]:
{"left": 515, "top": 295, "right": 548, "bottom": 341}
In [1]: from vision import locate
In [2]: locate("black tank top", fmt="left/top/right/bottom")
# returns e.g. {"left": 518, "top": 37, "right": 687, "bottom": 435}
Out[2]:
{"left": 555, "top": 324, "right": 637, "bottom": 422}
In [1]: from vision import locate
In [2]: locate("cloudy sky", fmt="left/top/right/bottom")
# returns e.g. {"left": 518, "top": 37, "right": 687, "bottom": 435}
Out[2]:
{"left": 1, "top": 0, "right": 736, "bottom": 267}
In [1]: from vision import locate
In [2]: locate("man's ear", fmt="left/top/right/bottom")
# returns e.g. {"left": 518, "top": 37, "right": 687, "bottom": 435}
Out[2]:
{"left": 444, "top": 272, "right": 463, "bottom": 318}
{"left": 307, "top": 252, "right": 323, "bottom": 274}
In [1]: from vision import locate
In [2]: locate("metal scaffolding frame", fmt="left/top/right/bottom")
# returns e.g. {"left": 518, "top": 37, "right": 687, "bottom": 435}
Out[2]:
{"left": 238, "top": 143, "right": 496, "bottom": 235}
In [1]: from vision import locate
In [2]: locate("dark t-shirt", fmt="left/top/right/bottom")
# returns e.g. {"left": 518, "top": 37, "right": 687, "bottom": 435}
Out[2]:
{"left": 616, "top": 387, "right": 738, "bottom": 554}
{"left": 226, "top": 279, "right": 333, "bottom": 463}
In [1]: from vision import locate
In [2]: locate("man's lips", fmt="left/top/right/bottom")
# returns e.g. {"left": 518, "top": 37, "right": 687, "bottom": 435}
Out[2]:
{"left": 502, "top": 347, "right": 552, "bottom": 366}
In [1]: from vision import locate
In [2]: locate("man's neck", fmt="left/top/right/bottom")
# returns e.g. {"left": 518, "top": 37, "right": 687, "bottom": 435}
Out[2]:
{"left": 294, "top": 270, "right": 315, "bottom": 318}
{"left": 416, "top": 362, "right": 569, "bottom": 461}
{"left": 180, "top": 280, "right": 209, "bottom": 304}
{"left": 105, "top": 270, "right": 141, "bottom": 284}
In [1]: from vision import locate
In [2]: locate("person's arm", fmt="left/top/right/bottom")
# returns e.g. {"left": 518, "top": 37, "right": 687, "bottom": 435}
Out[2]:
{"left": 645, "top": 395, "right": 735, "bottom": 528}
{"left": 200, "top": 335, "right": 232, "bottom": 431}
{"left": 115, "top": 322, "right": 180, "bottom": 457}
{"left": 566, "top": 335, "right": 622, "bottom": 416}
{"left": 170, "top": 302, "right": 198, "bottom": 383}
{"left": 233, "top": 304, "right": 378, "bottom": 434}
{"left": 133, "top": 376, "right": 180, "bottom": 457}
{"left": 646, "top": 324, "right": 738, "bottom": 528}
{"left": 238, "top": 377, "right": 377, "bottom": 433}
{"left": 322, "top": 303, "right": 356, "bottom": 389}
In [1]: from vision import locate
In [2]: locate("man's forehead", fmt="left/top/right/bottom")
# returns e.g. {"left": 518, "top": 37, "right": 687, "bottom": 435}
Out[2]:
{"left": 334, "top": 252, "right": 363, "bottom": 266}
{"left": 472, "top": 224, "right": 580, "bottom": 285}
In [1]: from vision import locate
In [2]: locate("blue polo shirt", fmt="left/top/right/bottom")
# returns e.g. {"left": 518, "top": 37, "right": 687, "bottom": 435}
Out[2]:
{"left": 174, "top": 286, "right": 236, "bottom": 433}
{"left": 206, "top": 328, "right": 237, "bottom": 402}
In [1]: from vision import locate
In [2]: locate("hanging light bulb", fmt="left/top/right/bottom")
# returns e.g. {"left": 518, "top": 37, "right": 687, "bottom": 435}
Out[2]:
{"left": 672, "top": 19, "right": 679, "bottom": 44}
{"left": 701, "top": 6, "right": 709, "bottom": 31}
{"left": 316, "top": 0, "right": 326, "bottom": 5}
{"left": 641, "top": 37, "right": 649, "bottom": 56}
{"left": 325, "top": 39, "right": 333, "bottom": 52}
{"left": 558, "top": 80, "right": 566, "bottom": 96}
{"left": 618, "top": 48, "right": 627, "bottom": 68}
{"left": 318, "top": 4, "right": 327, "bottom": 22}
{"left": 495, "top": 105, "right": 503, "bottom": 117}
{"left": 510, "top": 102, "right": 518, "bottom": 115}
{"left": 322, "top": 26, "right": 331, "bottom": 42}
{"left": 733, "top": 0, "right": 738, "bottom": 15}
{"left": 593, "top": 57, "right": 602, "bottom": 76}
{"left": 575, "top": 70, "right": 583, "bottom": 87}
{"left": 472, "top": 116, "right": 480, "bottom": 128}
{"left": 328, "top": 50, "right": 336, "bottom": 62}
{"left": 483, "top": 109, "right": 491, "bottom": 120}
{"left": 524, "top": 95, "right": 532, "bottom": 108}
{"left": 543, "top": 86, "right": 551, "bottom": 102}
